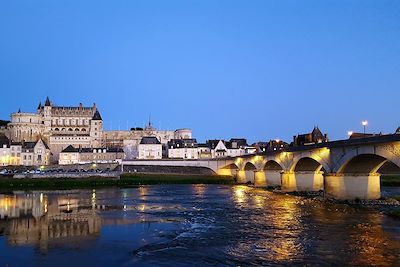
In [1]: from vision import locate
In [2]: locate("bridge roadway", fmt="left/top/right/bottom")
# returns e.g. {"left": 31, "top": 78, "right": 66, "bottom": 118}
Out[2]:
{"left": 122, "top": 134, "right": 400, "bottom": 200}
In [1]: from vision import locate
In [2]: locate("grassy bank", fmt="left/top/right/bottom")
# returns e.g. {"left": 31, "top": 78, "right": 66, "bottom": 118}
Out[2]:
{"left": 381, "top": 175, "right": 400, "bottom": 186}
{"left": 0, "top": 173, "right": 234, "bottom": 190}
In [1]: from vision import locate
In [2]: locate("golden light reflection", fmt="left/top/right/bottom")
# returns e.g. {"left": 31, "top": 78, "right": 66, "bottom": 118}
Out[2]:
{"left": 92, "top": 189, "right": 96, "bottom": 209}
{"left": 139, "top": 187, "right": 148, "bottom": 201}
{"left": 138, "top": 204, "right": 146, "bottom": 212}
{"left": 233, "top": 186, "right": 248, "bottom": 204}
{"left": 0, "top": 197, "right": 17, "bottom": 214}
{"left": 347, "top": 214, "right": 400, "bottom": 266}
{"left": 193, "top": 184, "right": 205, "bottom": 197}
{"left": 253, "top": 195, "right": 265, "bottom": 208}
{"left": 268, "top": 197, "right": 303, "bottom": 262}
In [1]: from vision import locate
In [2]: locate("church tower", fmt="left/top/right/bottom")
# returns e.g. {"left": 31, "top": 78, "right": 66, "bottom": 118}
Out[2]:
{"left": 90, "top": 108, "right": 103, "bottom": 147}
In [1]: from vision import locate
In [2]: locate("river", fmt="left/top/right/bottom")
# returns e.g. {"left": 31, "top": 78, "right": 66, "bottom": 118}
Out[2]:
{"left": 0, "top": 185, "right": 399, "bottom": 266}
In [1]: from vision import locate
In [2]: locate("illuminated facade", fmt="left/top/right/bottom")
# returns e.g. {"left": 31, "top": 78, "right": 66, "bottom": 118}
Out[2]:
{"left": 59, "top": 145, "right": 125, "bottom": 165}
{"left": 0, "top": 137, "right": 51, "bottom": 166}
{"left": 7, "top": 97, "right": 103, "bottom": 162}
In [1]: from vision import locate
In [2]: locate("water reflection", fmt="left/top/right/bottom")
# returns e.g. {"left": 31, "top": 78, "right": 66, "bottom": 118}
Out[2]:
{"left": 0, "top": 185, "right": 399, "bottom": 266}
{"left": 0, "top": 192, "right": 101, "bottom": 253}
{"left": 233, "top": 185, "right": 248, "bottom": 204}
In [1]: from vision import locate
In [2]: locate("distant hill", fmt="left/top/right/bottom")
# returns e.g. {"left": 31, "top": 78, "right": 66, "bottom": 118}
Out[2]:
{"left": 0, "top": 120, "right": 10, "bottom": 127}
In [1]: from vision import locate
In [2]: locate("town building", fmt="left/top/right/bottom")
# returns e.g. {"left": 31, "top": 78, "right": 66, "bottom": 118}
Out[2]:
{"left": 0, "top": 135, "right": 51, "bottom": 166}
{"left": 137, "top": 136, "right": 162, "bottom": 159}
{"left": 203, "top": 138, "right": 255, "bottom": 158}
{"left": 197, "top": 144, "right": 212, "bottom": 159}
{"left": 254, "top": 140, "right": 290, "bottom": 152}
{"left": 292, "top": 126, "right": 328, "bottom": 146}
{"left": 104, "top": 122, "right": 192, "bottom": 159}
{"left": 59, "top": 145, "right": 125, "bottom": 165}
{"left": 168, "top": 139, "right": 198, "bottom": 159}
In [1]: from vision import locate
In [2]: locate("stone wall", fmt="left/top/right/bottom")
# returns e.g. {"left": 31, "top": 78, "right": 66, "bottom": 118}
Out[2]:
{"left": 122, "top": 165, "right": 216, "bottom": 175}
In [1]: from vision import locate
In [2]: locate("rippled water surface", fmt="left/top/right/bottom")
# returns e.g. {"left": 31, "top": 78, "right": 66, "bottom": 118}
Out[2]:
{"left": 0, "top": 185, "right": 399, "bottom": 266}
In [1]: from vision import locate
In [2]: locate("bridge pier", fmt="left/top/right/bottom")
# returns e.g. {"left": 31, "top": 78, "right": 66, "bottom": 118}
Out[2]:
{"left": 281, "top": 171, "right": 297, "bottom": 192}
{"left": 236, "top": 170, "right": 247, "bottom": 183}
{"left": 217, "top": 168, "right": 237, "bottom": 177}
{"left": 324, "top": 173, "right": 381, "bottom": 200}
{"left": 254, "top": 171, "right": 266, "bottom": 187}
{"left": 281, "top": 171, "right": 324, "bottom": 192}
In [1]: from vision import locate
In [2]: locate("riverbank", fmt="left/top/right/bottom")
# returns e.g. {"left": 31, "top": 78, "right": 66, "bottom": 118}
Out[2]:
{"left": 0, "top": 173, "right": 234, "bottom": 191}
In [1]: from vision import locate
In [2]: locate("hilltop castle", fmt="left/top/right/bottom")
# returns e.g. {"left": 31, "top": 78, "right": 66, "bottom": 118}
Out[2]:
{"left": 7, "top": 97, "right": 103, "bottom": 161}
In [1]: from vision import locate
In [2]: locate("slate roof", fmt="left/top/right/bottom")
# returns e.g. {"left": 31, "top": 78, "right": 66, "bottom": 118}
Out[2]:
{"left": 44, "top": 96, "right": 51, "bottom": 106}
{"left": 61, "top": 145, "right": 79, "bottom": 153}
{"left": 61, "top": 145, "right": 124, "bottom": 153}
{"left": 168, "top": 139, "right": 198, "bottom": 149}
{"left": 206, "top": 140, "right": 223, "bottom": 149}
{"left": 0, "top": 134, "right": 9, "bottom": 147}
{"left": 140, "top": 136, "right": 161, "bottom": 145}
{"left": 92, "top": 109, "right": 103, "bottom": 121}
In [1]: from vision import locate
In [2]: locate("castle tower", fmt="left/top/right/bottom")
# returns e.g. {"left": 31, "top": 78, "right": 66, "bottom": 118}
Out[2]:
{"left": 90, "top": 109, "right": 103, "bottom": 147}
{"left": 43, "top": 97, "right": 52, "bottom": 136}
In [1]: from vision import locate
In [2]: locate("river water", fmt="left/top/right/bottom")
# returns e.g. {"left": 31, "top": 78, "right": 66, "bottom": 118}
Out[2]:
{"left": 0, "top": 185, "right": 399, "bottom": 266}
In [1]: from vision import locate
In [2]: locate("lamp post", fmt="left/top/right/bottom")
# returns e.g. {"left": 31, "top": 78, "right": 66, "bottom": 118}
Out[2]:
{"left": 347, "top": 131, "right": 353, "bottom": 138}
{"left": 362, "top": 120, "right": 368, "bottom": 136}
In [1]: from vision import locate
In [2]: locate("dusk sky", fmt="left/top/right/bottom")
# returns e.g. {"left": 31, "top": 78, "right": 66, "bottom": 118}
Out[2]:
{"left": 0, "top": 0, "right": 399, "bottom": 143}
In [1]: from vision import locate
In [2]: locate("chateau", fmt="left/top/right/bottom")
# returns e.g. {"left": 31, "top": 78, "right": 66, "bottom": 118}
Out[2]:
{"left": 7, "top": 97, "right": 103, "bottom": 162}
{"left": 3, "top": 97, "right": 193, "bottom": 164}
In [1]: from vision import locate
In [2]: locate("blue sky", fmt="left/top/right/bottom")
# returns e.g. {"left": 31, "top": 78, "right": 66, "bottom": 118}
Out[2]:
{"left": 0, "top": 0, "right": 399, "bottom": 143}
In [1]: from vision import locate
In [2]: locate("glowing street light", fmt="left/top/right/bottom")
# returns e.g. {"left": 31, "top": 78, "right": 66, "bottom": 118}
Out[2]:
{"left": 362, "top": 120, "right": 368, "bottom": 136}
{"left": 347, "top": 131, "right": 353, "bottom": 138}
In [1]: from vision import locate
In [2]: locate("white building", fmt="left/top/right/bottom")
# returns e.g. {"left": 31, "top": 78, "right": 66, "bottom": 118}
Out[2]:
{"left": 138, "top": 137, "right": 162, "bottom": 159}
{"left": 0, "top": 135, "right": 51, "bottom": 166}
{"left": 0, "top": 136, "right": 10, "bottom": 166}
{"left": 204, "top": 139, "right": 254, "bottom": 159}
{"left": 168, "top": 139, "right": 199, "bottom": 159}
{"left": 59, "top": 145, "right": 125, "bottom": 165}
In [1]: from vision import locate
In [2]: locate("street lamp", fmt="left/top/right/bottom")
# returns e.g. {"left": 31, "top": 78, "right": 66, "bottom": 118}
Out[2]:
{"left": 347, "top": 131, "right": 353, "bottom": 138}
{"left": 362, "top": 120, "right": 368, "bottom": 136}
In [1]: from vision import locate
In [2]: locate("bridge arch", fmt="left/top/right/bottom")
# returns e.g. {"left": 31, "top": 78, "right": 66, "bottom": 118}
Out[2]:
{"left": 333, "top": 146, "right": 400, "bottom": 173}
{"left": 263, "top": 160, "right": 284, "bottom": 171}
{"left": 244, "top": 162, "right": 257, "bottom": 170}
{"left": 290, "top": 156, "right": 328, "bottom": 173}
{"left": 217, "top": 163, "right": 239, "bottom": 176}
{"left": 236, "top": 162, "right": 257, "bottom": 184}
{"left": 337, "top": 154, "right": 400, "bottom": 174}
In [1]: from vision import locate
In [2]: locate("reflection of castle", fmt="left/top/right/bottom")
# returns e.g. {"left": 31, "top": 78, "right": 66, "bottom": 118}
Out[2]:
{"left": 0, "top": 193, "right": 101, "bottom": 252}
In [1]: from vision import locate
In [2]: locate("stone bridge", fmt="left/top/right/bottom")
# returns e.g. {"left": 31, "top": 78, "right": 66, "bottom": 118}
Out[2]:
{"left": 122, "top": 134, "right": 400, "bottom": 200}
